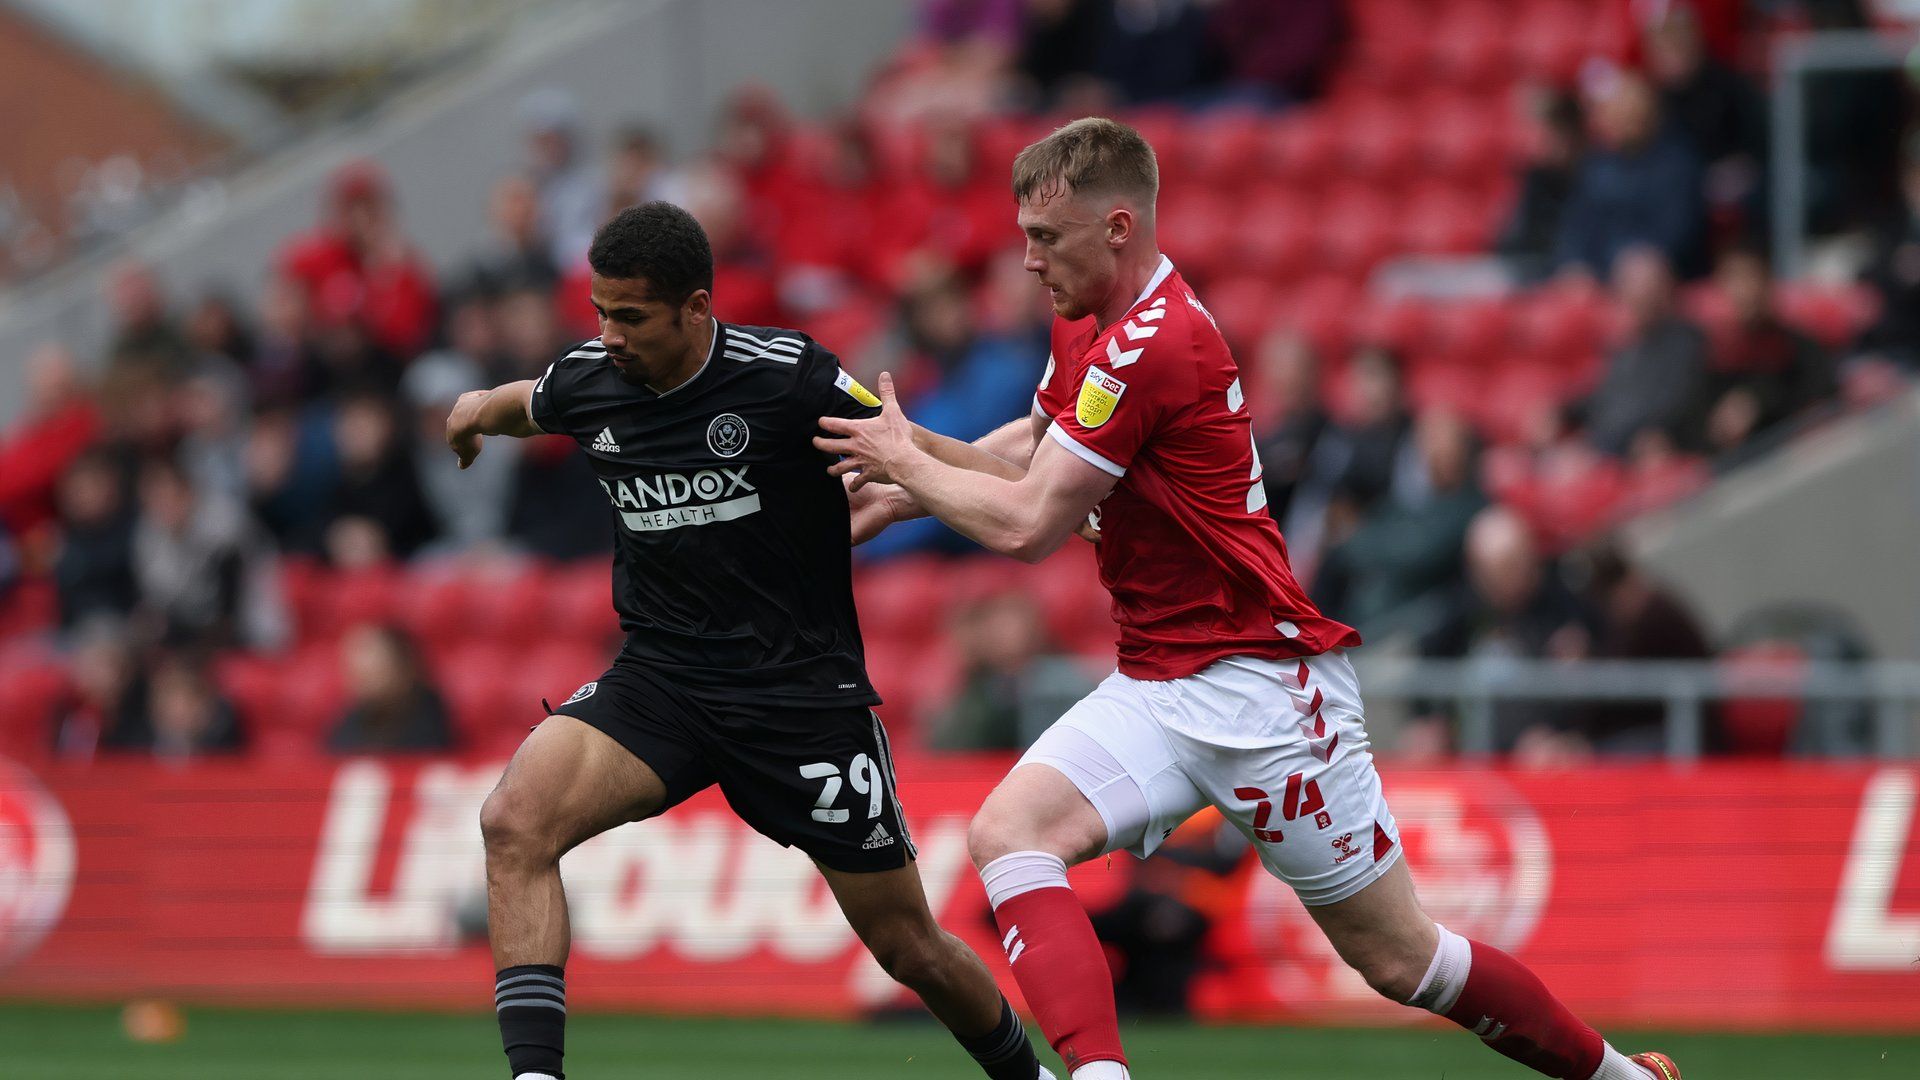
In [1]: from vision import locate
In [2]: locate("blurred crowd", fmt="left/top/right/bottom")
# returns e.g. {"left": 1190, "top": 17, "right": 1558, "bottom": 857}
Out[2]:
{"left": 1, "top": 0, "right": 1917, "bottom": 766}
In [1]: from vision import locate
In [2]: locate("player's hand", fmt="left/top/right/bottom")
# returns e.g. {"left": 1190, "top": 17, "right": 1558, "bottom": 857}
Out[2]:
{"left": 1077, "top": 514, "right": 1101, "bottom": 544}
{"left": 445, "top": 389, "right": 489, "bottom": 469}
{"left": 814, "top": 371, "right": 917, "bottom": 487}
{"left": 846, "top": 477, "right": 911, "bottom": 545}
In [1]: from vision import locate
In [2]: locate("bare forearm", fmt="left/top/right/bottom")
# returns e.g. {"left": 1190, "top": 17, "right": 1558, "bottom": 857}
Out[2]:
{"left": 975, "top": 415, "right": 1043, "bottom": 469}
{"left": 477, "top": 381, "right": 540, "bottom": 438}
{"left": 892, "top": 451, "right": 1061, "bottom": 562}
{"left": 912, "top": 423, "right": 1026, "bottom": 481}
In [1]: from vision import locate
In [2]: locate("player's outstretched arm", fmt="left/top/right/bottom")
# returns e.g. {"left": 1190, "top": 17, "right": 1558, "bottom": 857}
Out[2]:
{"left": 817, "top": 373, "right": 1116, "bottom": 563}
{"left": 446, "top": 379, "right": 541, "bottom": 469}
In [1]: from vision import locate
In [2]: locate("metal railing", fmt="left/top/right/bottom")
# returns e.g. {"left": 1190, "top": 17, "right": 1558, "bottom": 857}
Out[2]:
{"left": 1770, "top": 28, "right": 1920, "bottom": 277}
{"left": 1354, "top": 658, "right": 1920, "bottom": 759}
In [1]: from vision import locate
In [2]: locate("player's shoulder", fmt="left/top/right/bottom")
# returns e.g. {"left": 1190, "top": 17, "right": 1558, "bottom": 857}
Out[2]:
{"left": 539, "top": 336, "right": 612, "bottom": 388}
{"left": 719, "top": 322, "right": 817, "bottom": 369}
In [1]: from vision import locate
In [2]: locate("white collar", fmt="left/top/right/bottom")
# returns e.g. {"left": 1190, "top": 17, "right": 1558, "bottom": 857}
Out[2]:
{"left": 1130, "top": 255, "right": 1175, "bottom": 311}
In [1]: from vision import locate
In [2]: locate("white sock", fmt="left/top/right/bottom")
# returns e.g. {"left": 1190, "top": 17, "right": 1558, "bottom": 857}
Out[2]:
{"left": 1588, "top": 1045, "right": 1652, "bottom": 1080}
{"left": 1072, "top": 1062, "right": 1129, "bottom": 1080}
{"left": 1406, "top": 922, "right": 1472, "bottom": 1015}
{"left": 514, "top": 1074, "right": 560, "bottom": 1080}
{"left": 979, "top": 850, "right": 1070, "bottom": 908}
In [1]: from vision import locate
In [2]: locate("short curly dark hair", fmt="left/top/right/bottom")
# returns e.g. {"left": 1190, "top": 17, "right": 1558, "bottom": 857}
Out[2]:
{"left": 587, "top": 201, "right": 713, "bottom": 305}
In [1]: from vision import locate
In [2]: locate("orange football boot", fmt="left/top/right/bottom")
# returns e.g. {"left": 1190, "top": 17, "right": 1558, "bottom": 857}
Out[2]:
{"left": 1630, "top": 1051, "right": 1681, "bottom": 1079}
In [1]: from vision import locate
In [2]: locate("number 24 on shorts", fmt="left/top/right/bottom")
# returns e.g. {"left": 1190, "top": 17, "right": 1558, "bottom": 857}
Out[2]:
{"left": 799, "top": 755, "right": 884, "bottom": 823}
{"left": 1234, "top": 772, "right": 1329, "bottom": 843}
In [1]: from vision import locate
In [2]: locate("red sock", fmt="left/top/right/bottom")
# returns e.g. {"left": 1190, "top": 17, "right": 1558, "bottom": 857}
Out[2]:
{"left": 1444, "top": 939, "right": 1604, "bottom": 1079}
{"left": 991, "top": 886, "right": 1127, "bottom": 1072}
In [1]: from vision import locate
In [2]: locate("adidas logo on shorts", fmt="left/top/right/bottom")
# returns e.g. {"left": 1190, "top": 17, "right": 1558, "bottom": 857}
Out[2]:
{"left": 591, "top": 427, "right": 621, "bottom": 453}
{"left": 861, "top": 822, "right": 895, "bottom": 850}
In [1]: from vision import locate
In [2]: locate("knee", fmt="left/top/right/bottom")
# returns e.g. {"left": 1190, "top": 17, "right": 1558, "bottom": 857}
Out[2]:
{"left": 967, "top": 798, "right": 1098, "bottom": 870}
{"left": 866, "top": 924, "right": 951, "bottom": 993}
{"left": 479, "top": 785, "right": 557, "bottom": 868}
{"left": 1346, "top": 946, "right": 1429, "bottom": 1005}
{"left": 966, "top": 807, "right": 1026, "bottom": 870}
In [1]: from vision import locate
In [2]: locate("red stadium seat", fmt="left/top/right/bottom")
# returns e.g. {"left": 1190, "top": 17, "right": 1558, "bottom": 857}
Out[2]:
{"left": 1312, "top": 189, "right": 1400, "bottom": 278}
{"left": 546, "top": 563, "right": 620, "bottom": 646}
{"left": 1620, "top": 455, "right": 1711, "bottom": 518}
{"left": 1716, "top": 643, "right": 1806, "bottom": 756}
{"left": 1234, "top": 187, "right": 1317, "bottom": 283}
{"left": 1511, "top": 286, "right": 1609, "bottom": 365}
{"left": 1408, "top": 365, "right": 1480, "bottom": 415}
{"left": 1261, "top": 116, "right": 1340, "bottom": 190}
{"left": 1513, "top": 0, "right": 1597, "bottom": 82}
{"left": 854, "top": 556, "right": 949, "bottom": 651}
{"left": 0, "top": 580, "right": 56, "bottom": 641}
{"left": 1204, "top": 276, "right": 1284, "bottom": 353}
{"left": 393, "top": 571, "right": 476, "bottom": 647}
{"left": 433, "top": 641, "right": 522, "bottom": 740}
{"left": 308, "top": 567, "right": 401, "bottom": 642}
{"left": 1335, "top": 101, "right": 1420, "bottom": 185}
{"left": 278, "top": 644, "right": 347, "bottom": 741}
{"left": 1428, "top": 297, "right": 1516, "bottom": 369}
{"left": 1427, "top": 1, "right": 1515, "bottom": 91}
{"left": 1525, "top": 453, "right": 1628, "bottom": 550}
{"left": 1273, "top": 275, "right": 1363, "bottom": 361}
{"left": 0, "top": 658, "right": 64, "bottom": 759}
{"left": 1347, "top": 294, "right": 1436, "bottom": 356}
{"left": 1185, "top": 110, "right": 1267, "bottom": 189}
{"left": 1477, "top": 361, "right": 1571, "bottom": 445}
{"left": 1400, "top": 188, "right": 1494, "bottom": 257}
{"left": 1776, "top": 283, "right": 1881, "bottom": 349}
{"left": 1159, "top": 191, "right": 1242, "bottom": 285}
{"left": 1417, "top": 93, "right": 1520, "bottom": 186}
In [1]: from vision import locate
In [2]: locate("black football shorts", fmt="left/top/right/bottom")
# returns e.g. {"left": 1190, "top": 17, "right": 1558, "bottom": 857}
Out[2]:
{"left": 551, "top": 659, "right": 915, "bottom": 873}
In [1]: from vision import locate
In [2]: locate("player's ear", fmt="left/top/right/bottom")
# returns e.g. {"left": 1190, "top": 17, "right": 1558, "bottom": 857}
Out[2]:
{"left": 1105, "top": 207, "right": 1133, "bottom": 249}
{"left": 683, "top": 288, "right": 712, "bottom": 324}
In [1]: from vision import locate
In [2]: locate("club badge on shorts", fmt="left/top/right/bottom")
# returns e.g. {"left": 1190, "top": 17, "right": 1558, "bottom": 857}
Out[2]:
{"left": 1077, "top": 367, "right": 1127, "bottom": 429}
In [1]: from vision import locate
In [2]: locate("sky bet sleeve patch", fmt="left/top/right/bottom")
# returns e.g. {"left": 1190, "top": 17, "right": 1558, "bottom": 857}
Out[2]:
{"left": 1076, "top": 367, "right": 1127, "bottom": 429}
{"left": 834, "top": 368, "right": 881, "bottom": 407}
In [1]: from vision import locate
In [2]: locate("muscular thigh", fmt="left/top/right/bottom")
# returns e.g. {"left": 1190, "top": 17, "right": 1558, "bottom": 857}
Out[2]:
{"left": 1161, "top": 651, "right": 1404, "bottom": 906}
{"left": 490, "top": 714, "right": 671, "bottom": 855}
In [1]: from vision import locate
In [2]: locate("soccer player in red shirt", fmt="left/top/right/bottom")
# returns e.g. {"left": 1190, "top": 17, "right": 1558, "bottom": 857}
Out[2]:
{"left": 817, "top": 118, "right": 1679, "bottom": 1080}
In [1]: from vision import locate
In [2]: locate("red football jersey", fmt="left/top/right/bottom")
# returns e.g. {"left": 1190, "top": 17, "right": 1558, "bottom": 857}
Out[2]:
{"left": 1035, "top": 257, "right": 1361, "bottom": 680}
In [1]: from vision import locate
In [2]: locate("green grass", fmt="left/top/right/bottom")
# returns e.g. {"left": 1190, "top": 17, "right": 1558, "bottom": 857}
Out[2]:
{"left": 3, "top": 1005, "right": 1918, "bottom": 1079}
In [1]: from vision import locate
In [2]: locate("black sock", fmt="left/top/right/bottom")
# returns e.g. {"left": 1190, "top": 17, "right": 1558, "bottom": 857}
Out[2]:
{"left": 495, "top": 964, "right": 565, "bottom": 1079}
{"left": 955, "top": 996, "right": 1041, "bottom": 1080}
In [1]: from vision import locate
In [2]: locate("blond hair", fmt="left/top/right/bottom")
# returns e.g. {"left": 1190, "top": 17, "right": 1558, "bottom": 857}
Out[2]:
{"left": 1011, "top": 117, "right": 1158, "bottom": 208}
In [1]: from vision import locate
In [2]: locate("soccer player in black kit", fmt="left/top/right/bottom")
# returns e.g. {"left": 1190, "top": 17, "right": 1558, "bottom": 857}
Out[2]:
{"left": 445, "top": 202, "right": 1048, "bottom": 1080}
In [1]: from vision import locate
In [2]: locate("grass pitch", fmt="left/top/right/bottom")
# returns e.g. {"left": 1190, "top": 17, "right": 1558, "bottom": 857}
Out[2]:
{"left": 3, "top": 1004, "right": 1916, "bottom": 1079}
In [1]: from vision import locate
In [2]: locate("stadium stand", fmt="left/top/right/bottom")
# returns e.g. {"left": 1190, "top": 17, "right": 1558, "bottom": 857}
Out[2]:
{"left": 0, "top": 0, "right": 1914, "bottom": 764}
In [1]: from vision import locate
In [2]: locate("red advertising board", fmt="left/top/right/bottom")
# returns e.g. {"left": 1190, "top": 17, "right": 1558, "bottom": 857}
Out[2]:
{"left": 2, "top": 756, "right": 1917, "bottom": 1030}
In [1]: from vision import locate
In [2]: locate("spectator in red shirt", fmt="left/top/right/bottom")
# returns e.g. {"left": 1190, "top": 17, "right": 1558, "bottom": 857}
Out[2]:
{"left": 0, "top": 343, "right": 103, "bottom": 540}
{"left": 278, "top": 159, "right": 438, "bottom": 361}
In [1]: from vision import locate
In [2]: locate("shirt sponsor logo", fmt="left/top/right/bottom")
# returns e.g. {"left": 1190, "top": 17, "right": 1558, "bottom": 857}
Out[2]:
{"left": 1076, "top": 367, "right": 1127, "bottom": 429}
{"left": 833, "top": 369, "right": 881, "bottom": 408}
{"left": 707, "top": 413, "right": 750, "bottom": 458}
{"left": 597, "top": 466, "right": 760, "bottom": 532}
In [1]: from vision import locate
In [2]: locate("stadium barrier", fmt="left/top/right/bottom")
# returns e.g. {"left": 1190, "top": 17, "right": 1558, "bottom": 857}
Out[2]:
{"left": 2, "top": 755, "right": 1917, "bottom": 1030}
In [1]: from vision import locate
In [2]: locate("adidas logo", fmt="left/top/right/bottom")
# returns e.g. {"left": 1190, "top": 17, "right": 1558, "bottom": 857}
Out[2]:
{"left": 591, "top": 427, "right": 621, "bottom": 453}
{"left": 861, "top": 822, "right": 895, "bottom": 850}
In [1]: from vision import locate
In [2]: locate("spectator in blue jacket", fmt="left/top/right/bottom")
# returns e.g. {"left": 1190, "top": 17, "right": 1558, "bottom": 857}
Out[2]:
{"left": 1554, "top": 72, "right": 1707, "bottom": 279}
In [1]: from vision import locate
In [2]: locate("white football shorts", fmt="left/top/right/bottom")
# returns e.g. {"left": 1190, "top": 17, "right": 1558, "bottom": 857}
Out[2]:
{"left": 1017, "top": 649, "right": 1401, "bottom": 906}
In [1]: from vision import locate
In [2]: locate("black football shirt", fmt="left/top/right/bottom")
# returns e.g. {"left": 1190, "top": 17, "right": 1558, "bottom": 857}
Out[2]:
{"left": 528, "top": 322, "right": 883, "bottom": 707}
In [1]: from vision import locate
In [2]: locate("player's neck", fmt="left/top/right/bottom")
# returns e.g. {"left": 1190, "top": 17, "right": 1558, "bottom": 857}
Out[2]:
{"left": 645, "top": 319, "right": 716, "bottom": 395}
{"left": 1093, "top": 248, "right": 1164, "bottom": 331}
